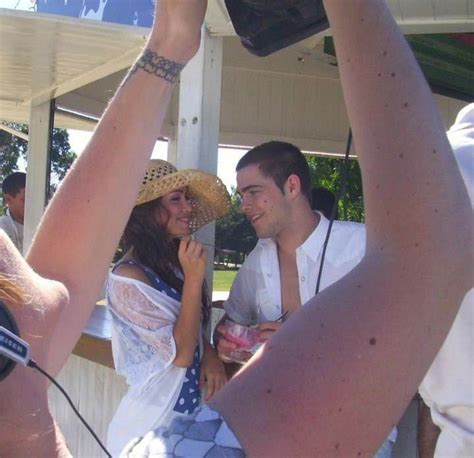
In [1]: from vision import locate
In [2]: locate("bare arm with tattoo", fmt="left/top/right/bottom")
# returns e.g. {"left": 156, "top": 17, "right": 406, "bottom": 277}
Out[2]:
{"left": 1, "top": 3, "right": 208, "bottom": 456}
{"left": 26, "top": 1, "right": 207, "bottom": 377}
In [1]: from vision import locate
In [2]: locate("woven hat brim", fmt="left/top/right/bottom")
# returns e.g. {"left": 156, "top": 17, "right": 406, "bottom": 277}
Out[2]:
{"left": 136, "top": 169, "right": 231, "bottom": 232}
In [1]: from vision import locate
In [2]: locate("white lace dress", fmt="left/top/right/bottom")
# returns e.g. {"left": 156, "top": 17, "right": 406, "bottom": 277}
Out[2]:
{"left": 106, "top": 271, "right": 203, "bottom": 457}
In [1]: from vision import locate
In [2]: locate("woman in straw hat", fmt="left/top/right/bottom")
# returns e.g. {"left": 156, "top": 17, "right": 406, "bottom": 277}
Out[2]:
{"left": 106, "top": 159, "right": 231, "bottom": 456}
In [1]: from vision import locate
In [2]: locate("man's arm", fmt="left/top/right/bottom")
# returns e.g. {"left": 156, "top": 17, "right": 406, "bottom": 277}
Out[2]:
{"left": 208, "top": 1, "right": 472, "bottom": 456}
{"left": 25, "top": 1, "right": 207, "bottom": 376}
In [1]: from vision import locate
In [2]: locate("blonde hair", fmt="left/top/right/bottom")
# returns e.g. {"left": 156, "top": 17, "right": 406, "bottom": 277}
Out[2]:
{"left": 0, "top": 274, "right": 24, "bottom": 304}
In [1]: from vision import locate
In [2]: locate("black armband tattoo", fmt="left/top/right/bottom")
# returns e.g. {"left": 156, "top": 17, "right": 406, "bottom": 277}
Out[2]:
{"left": 123, "top": 49, "right": 184, "bottom": 86}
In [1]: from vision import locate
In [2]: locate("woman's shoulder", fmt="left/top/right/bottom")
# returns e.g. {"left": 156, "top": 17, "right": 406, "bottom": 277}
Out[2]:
{"left": 113, "top": 262, "right": 153, "bottom": 287}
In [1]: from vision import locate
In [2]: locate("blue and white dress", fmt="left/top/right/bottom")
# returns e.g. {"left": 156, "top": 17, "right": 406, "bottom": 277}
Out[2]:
{"left": 106, "top": 261, "right": 203, "bottom": 457}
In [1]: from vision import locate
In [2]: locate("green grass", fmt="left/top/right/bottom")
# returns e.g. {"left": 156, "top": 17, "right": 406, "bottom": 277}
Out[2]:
{"left": 213, "top": 269, "right": 238, "bottom": 291}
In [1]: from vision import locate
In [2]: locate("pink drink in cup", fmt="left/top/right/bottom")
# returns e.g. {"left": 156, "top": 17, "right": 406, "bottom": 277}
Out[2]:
{"left": 221, "top": 320, "right": 260, "bottom": 350}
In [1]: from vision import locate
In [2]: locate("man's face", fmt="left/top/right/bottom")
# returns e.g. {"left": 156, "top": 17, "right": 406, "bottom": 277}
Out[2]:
{"left": 5, "top": 188, "right": 26, "bottom": 224}
{"left": 236, "top": 164, "right": 291, "bottom": 239}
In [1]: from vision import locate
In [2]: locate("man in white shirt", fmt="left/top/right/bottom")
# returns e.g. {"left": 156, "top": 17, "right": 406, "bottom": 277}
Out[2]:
{"left": 0, "top": 172, "right": 26, "bottom": 253}
{"left": 418, "top": 103, "right": 474, "bottom": 458}
{"left": 215, "top": 141, "right": 397, "bottom": 456}
{"left": 216, "top": 142, "right": 365, "bottom": 347}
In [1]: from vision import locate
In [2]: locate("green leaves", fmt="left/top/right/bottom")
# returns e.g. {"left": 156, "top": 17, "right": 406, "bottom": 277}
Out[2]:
{"left": 215, "top": 189, "right": 258, "bottom": 261}
{"left": 0, "top": 123, "right": 77, "bottom": 209}
{"left": 306, "top": 155, "right": 364, "bottom": 222}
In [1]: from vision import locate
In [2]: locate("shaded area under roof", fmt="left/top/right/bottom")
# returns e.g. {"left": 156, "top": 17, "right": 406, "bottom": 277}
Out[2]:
{"left": 324, "top": 34, "right": 474, "bottom": 102}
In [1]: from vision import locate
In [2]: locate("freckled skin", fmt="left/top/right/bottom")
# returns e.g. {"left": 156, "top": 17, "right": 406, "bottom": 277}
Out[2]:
{"left": 370, "top": 338, "right": 377, "bottom": 346}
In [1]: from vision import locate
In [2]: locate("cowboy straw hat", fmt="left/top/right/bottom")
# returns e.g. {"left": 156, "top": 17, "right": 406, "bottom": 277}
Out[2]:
{"left": 135, "top": 159, "right": 231, "bottom": 232}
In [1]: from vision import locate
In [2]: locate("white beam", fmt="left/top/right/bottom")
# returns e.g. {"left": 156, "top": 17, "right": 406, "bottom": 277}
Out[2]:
{"left": 30, "top": 46, "right": 144, "bottom": 107}
{"left": 167, "top": 138, "right": 178, "bottom": 166}
{"left": 176, "top": 30, "right": 223, "bottom": 172}
{"left": 0, "top": 123, "right": 29, "bottom": 141}
{"left": 176, "top": 29, "right": 224, "bottom": 307}
{"left": 23, "top": 101, "right": 52, "bottom": 254}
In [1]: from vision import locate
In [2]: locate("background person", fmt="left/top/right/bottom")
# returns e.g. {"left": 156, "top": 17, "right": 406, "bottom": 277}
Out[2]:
{"left": 311, "top": 185, "right": 338, "bottom": 219}
{"left": 106, "top": 160, "right": 230, "bottom": 455}
{"left": 0, "top": 171, "right": 26, "bottom": 253}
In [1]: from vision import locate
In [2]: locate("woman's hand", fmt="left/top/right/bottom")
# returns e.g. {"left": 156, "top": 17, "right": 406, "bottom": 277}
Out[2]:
{"left": 200, "top": 341, "right": 228, "bottom": 401}
{"left": 178, "top": 239, "right": 207, "bottom": 284}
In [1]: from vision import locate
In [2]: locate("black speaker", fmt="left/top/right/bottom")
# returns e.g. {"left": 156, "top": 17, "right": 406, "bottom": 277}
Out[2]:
{"left": 0, "top": 301, "right": 19, "bottom": 381}
{"left": 225, "top": 0, "right": 329, "bottom": 56}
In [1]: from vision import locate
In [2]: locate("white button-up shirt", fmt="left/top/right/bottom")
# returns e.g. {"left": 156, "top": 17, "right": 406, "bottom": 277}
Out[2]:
{"left": 224, "top": 212, "right": 366, "bottom": 325}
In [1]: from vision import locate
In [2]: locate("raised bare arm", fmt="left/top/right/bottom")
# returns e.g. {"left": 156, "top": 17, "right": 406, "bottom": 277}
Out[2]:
{"left": 209, "top": 1, "right": 473, "bottom": 456}
{"left": 25, "top": 1, "right": 208, "bottom": 376}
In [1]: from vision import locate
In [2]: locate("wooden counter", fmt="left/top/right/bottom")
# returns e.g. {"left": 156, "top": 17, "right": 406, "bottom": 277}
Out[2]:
{"left": 73, "top": 304, "right": 114, "bottom": 369}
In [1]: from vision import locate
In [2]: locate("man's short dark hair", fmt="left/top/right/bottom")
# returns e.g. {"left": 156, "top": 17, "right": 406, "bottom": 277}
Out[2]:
{"left": 2, "top": 172, "right": 26, "bottom": 197}
{"left": 236, "top": 141, "right": 312, "bottom": 202}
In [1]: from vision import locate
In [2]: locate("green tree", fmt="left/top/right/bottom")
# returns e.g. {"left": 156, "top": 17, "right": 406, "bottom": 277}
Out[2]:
{"left": 0, "top": 123, "right": 77, "bottom": 209}
{"left": 306, "top": 155, "right": 364, "bottom": 222}
{"left": 215, "top": 189, "right": 258, "bottom": 262}
{"left": 0, "top": 124, "right": 28, "bottom": 179}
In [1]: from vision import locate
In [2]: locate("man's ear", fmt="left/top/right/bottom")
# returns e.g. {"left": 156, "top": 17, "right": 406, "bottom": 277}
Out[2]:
{"left": 4, "top": 193, "right": 13, "bottom": 206}
{"left": 285, "top": 174, "right": 301, "bottom": 199}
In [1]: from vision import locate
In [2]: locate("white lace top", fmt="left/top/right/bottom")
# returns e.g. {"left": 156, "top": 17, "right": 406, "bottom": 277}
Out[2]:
{"left": 106, "top": 271, "right": 203, "bottom": 457}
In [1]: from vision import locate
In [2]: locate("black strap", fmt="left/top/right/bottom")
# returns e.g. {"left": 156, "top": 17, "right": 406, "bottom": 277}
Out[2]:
{"left": 315, "top": 129, "right": 353, "bottom": 295}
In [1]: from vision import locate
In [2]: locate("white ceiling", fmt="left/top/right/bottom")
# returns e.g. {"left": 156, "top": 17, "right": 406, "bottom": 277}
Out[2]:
{"left": 0, "top": 1, "right": 472, "bottom": 130}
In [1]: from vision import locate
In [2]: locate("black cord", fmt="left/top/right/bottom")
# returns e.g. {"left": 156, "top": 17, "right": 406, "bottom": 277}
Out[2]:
{"left": 315, "top": 129, "right": 353, "bottom": 295}
{"left": 27, "top": 359, "right": 112, "bottom": 458}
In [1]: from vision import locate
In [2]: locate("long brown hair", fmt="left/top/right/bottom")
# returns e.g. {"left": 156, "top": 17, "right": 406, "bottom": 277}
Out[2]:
{"left": 122, "top": 198, "right": 211, "bottom": 324}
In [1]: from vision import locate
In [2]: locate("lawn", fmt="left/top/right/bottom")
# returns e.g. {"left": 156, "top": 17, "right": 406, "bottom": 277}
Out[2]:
{"left": 213, "top": 269, "right": 238, "bottom": 291}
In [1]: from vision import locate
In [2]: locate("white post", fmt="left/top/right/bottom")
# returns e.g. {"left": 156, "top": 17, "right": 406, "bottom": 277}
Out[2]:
{"left": 176, "top": 29, "right": 224, "bottom": 311}
{"left": 23, "top": 101, "right": 53, "bottom": 253}
{"left": 167, "top": 138, "right": 178, "bottom": 166}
